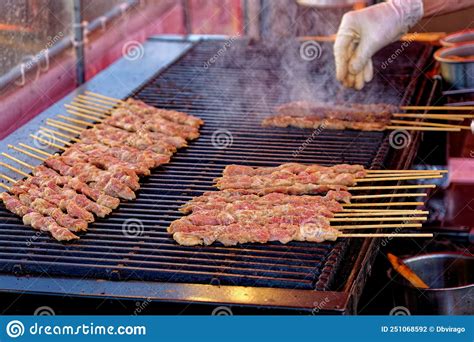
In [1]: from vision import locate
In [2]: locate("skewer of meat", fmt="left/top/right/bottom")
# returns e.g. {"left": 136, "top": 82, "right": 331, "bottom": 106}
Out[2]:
{"left": 44, "top": 157, "right": 136, "bottom": 200}
{"left": 104, "top": 109, "right": 200, "bottom": 140}
{"left": 222, "top": 163, "right": 366, "bottom": 177}
{"left": 80, "top": 125, "right": 182, "bottom": 156}
{"left": 1, "top": 192, "right": 78, "bottom": 241}
{"left": 262, "top": 101, "right": 466, "bottom": 132}
{"left": 11, "top": 177, "right": 111, "bottom": 219}
{"left": 32, "top": 165, "right": 120, "bottom": 209}
{"left": 180, "top": 190, "right": 349, "bottom": 213}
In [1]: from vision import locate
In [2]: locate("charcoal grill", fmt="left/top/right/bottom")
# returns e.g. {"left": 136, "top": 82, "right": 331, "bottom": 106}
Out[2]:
{"left": 0, "top": 37, "right": 435, "bottom": 313}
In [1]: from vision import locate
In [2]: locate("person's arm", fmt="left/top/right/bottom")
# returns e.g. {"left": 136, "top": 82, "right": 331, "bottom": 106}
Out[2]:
{"left": 334, "top": 0, "right": 474, "bottom": 90}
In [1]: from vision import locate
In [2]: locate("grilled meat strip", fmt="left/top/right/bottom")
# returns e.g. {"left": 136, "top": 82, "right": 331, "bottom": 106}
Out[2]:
{"left": 171, "top": 191, "right": 345, "bottom": 246}
{"left": 180, "top": 190, "right": 348, "bottom": 214}
{"left": 215, "top": 173, "right": 355, "bottom": 194}
{"left": 81, "top": 124, "right": 188, "bottom": 153}
{"left": 45, "top": 157, "right": 136, "bottom": 200}
{"left": 222, "top": 163, "right": 366, "bottom": 177}
{"left": 173, "top": 222, "right": 340, "bottom": 246}
{"left": 104, "top": 108, "right": 200, "bottom": 140}
{"left": 32, "top": 165, "right": 120, "bottom": 209}
{"left": 1, "top": 192, "right": 78, "bottom": 241}
{"left": 262, "top": 101, "right": 397, "bottom": 131}
{"left": 11, "top": 177, "right": 111, "bottom": 218}
{"left": 123, "top": 98, "right": 204, "bottom": 128}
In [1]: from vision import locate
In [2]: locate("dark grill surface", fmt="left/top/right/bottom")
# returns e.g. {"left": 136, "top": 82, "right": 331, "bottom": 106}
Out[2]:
{"left": 0, "top": 40, "right": 432, "bottom": 292}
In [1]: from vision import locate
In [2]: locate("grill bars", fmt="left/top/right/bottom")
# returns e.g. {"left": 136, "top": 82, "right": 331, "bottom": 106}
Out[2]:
{"left": 0, "top": 40, "right": 432, "bottom": 295}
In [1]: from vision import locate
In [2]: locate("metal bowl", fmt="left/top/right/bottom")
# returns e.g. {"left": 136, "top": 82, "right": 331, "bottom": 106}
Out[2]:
{"left": 440, "top": 29, "right": 474, "bottom": 47}
{"left": 434, "top": 43, "right": 474, "bottom": 89}
{"left": 388, "top": 252, "right": 474, "bottom": 315}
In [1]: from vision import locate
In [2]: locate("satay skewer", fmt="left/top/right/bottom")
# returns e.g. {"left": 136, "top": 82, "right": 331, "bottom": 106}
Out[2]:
{"left": 390, "top": 120, "right": 471, "bottom": 130}
{"left": 366, "top": 169, "right": 447, "bottom": 174}
{"left": 385, "top": 125, "right": 460, "bottom": 132}
{"left": 0, "top": 183, "right": 11, "bottom": 191}
{"left": 339, "top": 233, "right": 432, "bottom": 238}
{"left": 5, "top": 146, "right": 429, "bottom": 205}
{"left": 46, "top": 121, "right": 83, "bottom": 135}
{"left": 0, "top": 161, "right": 29, "bottom": 177}
{"left": 392, "top": 113, "right": 466, "bottom": 120}
{"left": 57, "top": 115, "right": 94, "bottom": 128}
{"left": 39, "top": 127, "right": 80, "bottom": 142}
{"left": 334, "top": 210, "right": 428, "bottom": 216}
{"left": 401, "top": 105, "right": 474, "bottom": 111}
{"left": 84, "top": 91, "right": 125, "bottom": 104}
{"left": 29, "top": 135, "right": 66, "bottom": 150}
{"left": 343, "top": 202, "right": 424, "bottom": 207}
{"left": 72, "top": 98, "right": 112, "bottom": 110}
{"left": 331, "top": 217, "right": 426, "bottom": 222}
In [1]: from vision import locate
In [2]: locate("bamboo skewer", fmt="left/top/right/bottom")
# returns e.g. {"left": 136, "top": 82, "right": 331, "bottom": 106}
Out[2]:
{"left": 46, "top": 121, "right": 83, "bottom": 135}
{"left": 355, "top": 174, "right": 442, "bottom": 182}
{"left": 39, "top": 127, "right": 80, "bottom": 142}
{"left": 65, "top": 105, "right": 108, "bottom": 119}
{"left": 57, "top": 115, "right": 94, "bottom": 127}
{"left": 84, "top": 91, "right": 125, "bottom": 104}
{"left": 0, "top": 173, "right": 17, "bottom": 183}
{"left": 335, "top": 223, "right": 422, "bottom": 229}
{"left": 37, "top": 132, "right": 72, "bottom": 146}
{"left": 29, "top": 135, "right": 66, "bottom": 150}
{"left": 390, "top": 119, "right": 471, "bottom": 130}
{"left": 343, "top": 202, "right": 424, "bottom": 207}
{"left": 334, "top": 210, "right": 428, "bottom": 216}
{"left": 331, "top": 217, "right": 426, "bottom": 222}
{"left": 339, "top": 233, "right": 432, "bottom": 238}
{"left": 385, "top": 125, "right": 460, "bottom": 132}
{"left": 19, "top": 143, "right": 53, "bottom": 157}
{"left": 366, "top": 169, "right": 447, "bottom": 174}
{"left": 392, "top": 113, "right": 466, "bottom": 120}
{"left": 0, "top": 161, "right": 29, "bottom": 177}
{"left": 76, "top": 94, "right": 119, "bottom": 106}
{"left": 0, "top": 183, "right": 10, "bottom": 191}
{"left": 8, "top": 145, "right": 45, "bottom": 161}
{"left": 1, "top": 153, "right": 35, "bottom": 170}
{"left": 70, "top": 101, "right": 112, "bottom": 112}
{"left": 401, "top": 105, "right": 474, "bottom": 111}
{"left": 67, "top": 103, "right": 110, "bottom": 115}
{"left": 47, "top": 119, "right": 85, "bottom": 133}
{"left": 351, "top": 193, "right": 426, "bottom": 199}
{"left": 73, "top": 98, "right": 112, "bottom": 110}
{"left": 364, "top": 172, "right": 442, "bottom": 178}
{"left": 349, "top": 184, "right": 436, "bottom": 190}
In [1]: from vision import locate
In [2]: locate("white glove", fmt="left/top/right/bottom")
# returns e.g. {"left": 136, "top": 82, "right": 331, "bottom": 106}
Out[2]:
{"left": 334, "top": 0, "right": 424, "bottom": 90}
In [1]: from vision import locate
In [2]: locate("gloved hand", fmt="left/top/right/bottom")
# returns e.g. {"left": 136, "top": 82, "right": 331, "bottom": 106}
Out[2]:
{"left": 334, "top": 0, "right": 424, "bottom": 90}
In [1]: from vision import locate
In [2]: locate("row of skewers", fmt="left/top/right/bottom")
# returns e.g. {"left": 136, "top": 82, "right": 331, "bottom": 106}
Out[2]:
{"left": 0, "top": 92, "right": 449, "bottom": 244}
{"left": 0, "top": 92, "right": 203, "bottom": 241}
{"left": 263, "top": 101, "right": 474, "bottom": 132}
{"left": 170, "top": 162, "right": 448, "bottom": 246}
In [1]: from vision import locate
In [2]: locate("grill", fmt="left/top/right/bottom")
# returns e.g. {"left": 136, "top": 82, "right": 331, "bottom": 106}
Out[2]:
{"left": 0, "top": 38, "right": 434, "bottom": 313}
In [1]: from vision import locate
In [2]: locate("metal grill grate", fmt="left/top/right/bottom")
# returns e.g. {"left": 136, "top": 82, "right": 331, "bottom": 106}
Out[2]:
{"left": 0, "top": 39, "right": 432, "bottom": 295}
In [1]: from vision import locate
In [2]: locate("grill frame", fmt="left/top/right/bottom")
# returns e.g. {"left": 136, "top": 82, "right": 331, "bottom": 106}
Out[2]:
{"left": 0, "top": 36, "right": 435, "bottom": 313}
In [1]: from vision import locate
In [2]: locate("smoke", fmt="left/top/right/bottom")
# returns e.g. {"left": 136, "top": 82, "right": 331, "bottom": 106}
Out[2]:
{"left": 253, "top": 0, "right": 404, "bottom": 110}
